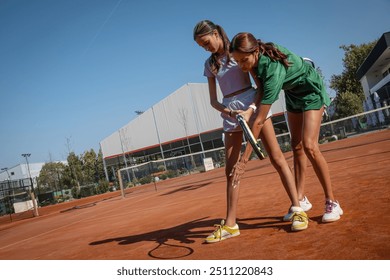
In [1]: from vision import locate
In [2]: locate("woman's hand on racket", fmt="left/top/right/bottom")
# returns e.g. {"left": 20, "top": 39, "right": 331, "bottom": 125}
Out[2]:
{"left": 229, "top": 157, "right": 248, "bottom": 188}
{"left": 237, "top": 108, "right": 253, "bottom": 123}
{"left": 229, "top": 109, "right": 244, "bottom": 119}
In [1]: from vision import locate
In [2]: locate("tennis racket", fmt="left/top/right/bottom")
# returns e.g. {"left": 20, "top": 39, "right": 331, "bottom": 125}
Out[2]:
{"left": 236, "top": 114, "right": 266, "bottom": 160}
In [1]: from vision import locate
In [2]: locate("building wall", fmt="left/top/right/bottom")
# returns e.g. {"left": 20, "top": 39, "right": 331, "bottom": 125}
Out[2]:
{"left": 357, "top": 32, "right": 390, "bottom": 101}
{"left": 0, "top": 163, "right": 44, "bottom": 182}
{"left": 100, "top": 83, "right": 224, "bottom": 161}
{"left": 100, "top": 83, "right": 288, "bottom": 168}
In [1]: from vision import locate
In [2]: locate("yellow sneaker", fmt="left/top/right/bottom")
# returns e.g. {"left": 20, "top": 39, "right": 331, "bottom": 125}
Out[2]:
{"left": 205, "top": 220, "right": 240, "bottom": 243}
{"left": 290, "top": 207, "right": 309, "bottom": 231}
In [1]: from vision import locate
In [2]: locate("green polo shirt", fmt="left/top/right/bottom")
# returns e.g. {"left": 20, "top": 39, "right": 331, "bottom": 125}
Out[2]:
{"left": 257, "top": 44, "right": 330, "bottom": 111}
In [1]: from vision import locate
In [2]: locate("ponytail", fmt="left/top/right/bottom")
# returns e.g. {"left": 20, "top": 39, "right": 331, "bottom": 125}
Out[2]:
{"left": 230, "top": 32, "right": 290, "bottom": 68}
{"left": 257, "top": 40, "right": 290, "bottom": 68}
{"left": 193, "top": 20, "right": 231, "bottom": 74}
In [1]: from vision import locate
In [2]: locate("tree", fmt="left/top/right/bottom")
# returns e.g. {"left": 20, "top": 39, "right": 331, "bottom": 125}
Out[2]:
{"left": 334, "top": 91, "right": 363, "bottom": 118}
{"left": 80, "top": 148, "right": 106, "bottom": 184}
{"left": 37, "top": 162, "right": 66, "bottom": 192}
{"left": 67, "top": 152, "right": 83, "bottom": 186}
{"left": 82, "top": 149, "right": 97, "bottom": 184}
{"left": 330, "top": 40, "right": 377, "bottom": 116}
{"left": 96, "top": 149, "right": 107, "bottom": 181}
{"left": 37, "top": 146, "right": 109, "bottom": 202}
{"left": 65, "top": 137, "right": 81, "bottom": 188}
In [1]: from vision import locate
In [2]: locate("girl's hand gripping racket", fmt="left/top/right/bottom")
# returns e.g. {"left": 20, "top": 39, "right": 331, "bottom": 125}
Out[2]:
{"left": 236, "top": 114, "right": 266, "bottom": 160}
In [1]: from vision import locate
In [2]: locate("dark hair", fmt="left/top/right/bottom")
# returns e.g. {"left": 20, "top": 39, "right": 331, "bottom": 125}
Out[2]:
{"left": 230, "top": 32, "right": 290, "bottom": 68}
{"left": 193, "top": 20, "right": 231, "bottom": 74}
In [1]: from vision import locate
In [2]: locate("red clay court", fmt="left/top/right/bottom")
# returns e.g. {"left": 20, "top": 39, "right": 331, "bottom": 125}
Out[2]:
{"left": 0, "top": 129, "right": 389, "bottom": 260}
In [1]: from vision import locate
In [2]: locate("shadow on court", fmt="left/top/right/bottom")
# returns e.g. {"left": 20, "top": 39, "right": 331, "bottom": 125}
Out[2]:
{"left": 88, "top": 215, "right": 291, "bottom": 259}
{"left": 161, "top": 182, "right": 213, "bottom": 196}
{"left": 0, "top": 129, "right": 389, "bottom": 260}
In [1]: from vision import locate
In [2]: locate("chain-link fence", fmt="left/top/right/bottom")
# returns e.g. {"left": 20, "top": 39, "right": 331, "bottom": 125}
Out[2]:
{"left": 0, "top": 178, "right": 36, "bottom": 220}
{"left": 118, "top": 107, "right": 390, "bottom": 188}
{"left": 119, "top": 147, "right": 226, "bottom": 187}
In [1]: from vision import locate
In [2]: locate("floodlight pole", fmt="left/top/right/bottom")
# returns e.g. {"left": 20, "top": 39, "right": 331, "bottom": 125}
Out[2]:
{"left": 21, "top": 154, "right": 39, "bottom": 217}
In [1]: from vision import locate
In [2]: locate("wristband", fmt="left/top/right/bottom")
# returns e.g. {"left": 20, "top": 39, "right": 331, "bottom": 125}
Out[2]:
{"left": 249, "top": 104, "right": 257, "bottom": 113}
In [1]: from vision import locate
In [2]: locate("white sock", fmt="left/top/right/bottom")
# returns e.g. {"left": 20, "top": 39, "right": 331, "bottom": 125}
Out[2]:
{"left": 227, "top": 224, "right": 239, "bottom": 229}
{"left": 290, "top": 206, "right": 303, "bottom": 212}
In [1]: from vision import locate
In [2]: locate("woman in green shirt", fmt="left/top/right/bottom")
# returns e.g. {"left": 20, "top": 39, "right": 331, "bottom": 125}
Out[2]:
{"left": 194, "top": 21, "right": 309, "bottom": 243}
{"left": 230, "top": 32, "right": 343, "bottom": 223}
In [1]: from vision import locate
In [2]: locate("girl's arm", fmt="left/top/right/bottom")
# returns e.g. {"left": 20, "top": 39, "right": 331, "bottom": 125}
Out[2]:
{"left": 239, "top": 103, "right": 272, "bottom": 162}
{"left": 207, "top": 77, "right": 233, "bottom": 116}
{"left": 230, "top": 72, "right": 272, "bottom": 187}
{"left": 230, "top": 103, "right": 271, "bottom": 187}
{"left": 238, "top": 70, "right": 260, "bottom": 123}
{"left": 238, "top": 70, "right": 269, "bottom": 162}
{"left": 250, "top": 69, "right": 264, "bottom": 107}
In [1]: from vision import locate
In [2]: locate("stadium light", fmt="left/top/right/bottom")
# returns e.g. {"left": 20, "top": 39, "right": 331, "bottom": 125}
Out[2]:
{"left": 21, "top": 153, "right": 32, "bottom": 180}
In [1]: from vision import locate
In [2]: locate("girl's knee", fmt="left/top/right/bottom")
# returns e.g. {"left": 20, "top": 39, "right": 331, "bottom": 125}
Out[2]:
{"left": 268, "top": 154, "right": 286, "bottom": 171}
{"left": 291, "top": 141, "right": 305, "bottom": 154}
{"left": 303, "top": 141, "right": 320, "bottom": 158}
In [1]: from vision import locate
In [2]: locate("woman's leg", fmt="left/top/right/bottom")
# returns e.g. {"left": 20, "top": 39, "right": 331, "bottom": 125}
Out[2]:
{"left": 287, "top": 111, "right": 308, "bottom": 200}
{"left": 259, "top": 118, "right": 299, "bottom": 206}
{"left": 301, "top": 107, "right": 334, "bottom": 200}
{"left": 260, "top": 118, "right": 308, "bottom": 230}
{"left": 224, "top": 131, "right": 244, "bottom": 227}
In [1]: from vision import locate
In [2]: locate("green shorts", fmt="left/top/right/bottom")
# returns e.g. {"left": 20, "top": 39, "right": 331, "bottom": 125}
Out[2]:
{"left": 285, "top": 90, "right": 325, "bottom": 113}
{"left": 284, "top": 67, "right": 330, "bottom": 113}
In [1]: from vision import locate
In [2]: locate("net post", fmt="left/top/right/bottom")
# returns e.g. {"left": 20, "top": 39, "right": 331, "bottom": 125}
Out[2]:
{"left": 30, "top": 190, "right": 39, "bottom": 217}
{"left": 117, "top": 170, "right": 125, "bottom": 199}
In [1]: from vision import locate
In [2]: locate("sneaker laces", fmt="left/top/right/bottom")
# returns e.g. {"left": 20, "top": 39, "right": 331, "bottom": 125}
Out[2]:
{"left": 211, "top": 220, "right": 225, "bottom": 240}
{"left": 292, "top": 212, "right": 307, "bottom": 222}
{"left": 325, "top": 200, "right": 334, "bottom": 213}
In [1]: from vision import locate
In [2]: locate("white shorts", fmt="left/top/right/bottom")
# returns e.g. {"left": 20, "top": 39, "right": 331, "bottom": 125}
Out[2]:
{"left": 222, "top": 87, "right": 272, "bottom": 132}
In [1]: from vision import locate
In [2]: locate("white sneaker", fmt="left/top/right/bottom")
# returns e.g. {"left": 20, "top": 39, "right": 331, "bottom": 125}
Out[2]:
{"left": 322, "top": 200, "right": 343, "bottom": 223}
{"left": 283, "top": 196, "right": 312, "bottom": 221}
{"left": 299, "top": 196, "right": 312, "bottom": 212}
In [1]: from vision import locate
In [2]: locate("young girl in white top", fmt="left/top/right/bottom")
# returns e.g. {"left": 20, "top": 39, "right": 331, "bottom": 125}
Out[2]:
{"left": 193, "top": 20, "right": 308, "bottom": 243}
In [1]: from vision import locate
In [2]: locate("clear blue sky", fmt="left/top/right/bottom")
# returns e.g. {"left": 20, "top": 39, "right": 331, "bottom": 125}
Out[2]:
{"left": 0, "top": 0, "right": 389, "bottom": 168}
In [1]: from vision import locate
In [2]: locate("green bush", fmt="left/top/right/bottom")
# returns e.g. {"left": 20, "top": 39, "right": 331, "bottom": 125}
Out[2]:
{"left": 79, "top": 184, "right": 96, "bottom": 198}
{"left": 96, "top": 180, "right": 109, "bottom": 194}
{"left": 166, "top": 169, "right": 178, "bottom": 178}
{"left": 139, "top": 175, "right": 153, "bottom": 185}
{"left": 71, "top": 186, "right": 80, "bottom": 199}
